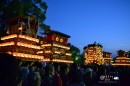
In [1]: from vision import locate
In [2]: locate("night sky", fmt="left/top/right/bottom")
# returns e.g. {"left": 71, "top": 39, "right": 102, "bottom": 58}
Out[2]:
{"left": 43, "top": 0, "right": 130, "bottom": 57}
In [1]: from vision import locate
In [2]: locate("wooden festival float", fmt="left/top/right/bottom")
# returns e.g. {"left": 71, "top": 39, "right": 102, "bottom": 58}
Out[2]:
{"left": 39, "top": 29, "right": 73, "bottom": 63}
{"left": 84, "top": 43, "right": 104, "bottom": 65}
{"left": 112, "top": 50, "right": 130, "bottom": 66}
{"left": 0, "top": 16, "right": 44, "bottom": 61}
{"left": 0, "top": 16, "right": 73, "bottom": 63}
{"left": 103, "top": 51, "right": 113, "bottom": 66}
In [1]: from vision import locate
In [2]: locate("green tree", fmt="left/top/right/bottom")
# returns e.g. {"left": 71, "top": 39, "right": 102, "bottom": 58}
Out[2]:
{"left": 0, "top": 0, "right": 49, "bottom": 30}
{"left": 73, "top": 55, "right": 86, "bottom": 64}
{"left": 68, "top": 43, "right": 85, "bottom": 64}
{"left": 68, "top": 43, "right": 80, "bottom": 57}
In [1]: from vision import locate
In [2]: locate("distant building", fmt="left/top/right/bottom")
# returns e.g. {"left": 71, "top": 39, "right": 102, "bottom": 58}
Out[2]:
{"left": 84, "top": 42, "right": 104, "bottom": 65}
{"left": 113, "top": 50, "right": 130, "bottom": 66}
{"left": 103, "top": 51, "right": 113, "bottom": 66}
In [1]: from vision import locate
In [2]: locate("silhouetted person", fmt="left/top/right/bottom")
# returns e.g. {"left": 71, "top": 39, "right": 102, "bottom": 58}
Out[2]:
{"left": 28, "top": 61, "right": 41, "bottom": 86}
{"left": 20, "top": 62, "right": 30, "bottom": 86}
{"left": 83, "top": 68, "right": 93, "bottom": 86}
{"left": 44, "top": 64, "right": 55, "bottom": 86}
{"left": 0, "top": 53, "right": 19, "bottom": 86}
{"left": 68, "top": 64, "right": 85, "bottom": 86}
{"left": 53, "top": 63, "right": 62, "bottom": 86}
{"left": 60, "top": 64, "right": 69, "bottom": 86}
{"left": 92, "top": 67, "right": 99, "bottom": 85}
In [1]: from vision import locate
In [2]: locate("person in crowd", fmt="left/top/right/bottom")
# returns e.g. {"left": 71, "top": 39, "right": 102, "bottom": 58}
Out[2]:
{"left": 83, "top": 68, "right": 93, "bottom": 86}
{"left": 53, "top": 63, "right": 63, "bottom": 86}
{"left": 92, "top": 67, "right": 99, "bottom": 86}
{"left": 79, "top": 67, "right": 85, "bottom": 76}
{"left": 60, "top": 64, "right": 70, "bottom": 86}
{"left": 28, "top": 61, "right": 41, "bottom": 86}
{"left": 43, "top": 64, "right": 55, "bottom": 86}
{"left": 0, "top": 53, "right": 20, "bottom": 86}
{"left": 40, "top": 66, "right": 46, "bottom": 86}
{"left": 68, "top": 63, "right": 85, "bottom": 86}
{"left": 20, "top": 62, "right": 30, "bottom": 86}
{"left": 40, "top": 61, "right": 46, "bottom": 83}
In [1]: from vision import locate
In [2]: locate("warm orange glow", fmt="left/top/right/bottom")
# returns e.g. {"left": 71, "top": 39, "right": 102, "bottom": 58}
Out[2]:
{"left": 116, "top": 57, "right": 130, "bottom": 59}
{"left": 104, "top": 58, "right": 112, "bottom": 60}
{"left": 52, "top": 59, "right": 73, "bottom": 63}
{"left": 42, "top": 43, "right": 70, "bottom": 50}
{"left": 54, "top": 51, "right": 61, "bottom": 54}
{"left": 41, "top": 44, "right": 51, "bottom": 47}
{"left": 111, "top": 61, "right": 114, "bottom": 62}
{"left": 44, "top": 50, "right": 52, "bottom": 53}
{"left": 65, "top": 53, "right": 71, "bottom": 56}
{"left": 0, "top": 32, "right": 72, "bottom": 63}
{"left": 17, "top": 42, "right": 41, "bottom": 49}
{"left": 53, "top": 43, "right": 70, "bottom": 50}
{"left": 0, "top": 42, "right": 15, "bottom": 47}
{"left": 41, "top": 59, "right": 50, "bottom": 61}
{"left": 115, "top": 60, "right": 120, "bottom": 62}
{"left": 112, "top": 64, "right": 130, "bottom": 66}
{"left": 8, "top": 52, "right": 44, "bottom": 60}
{"left": 37, "top": 51, "right": 43, "bottom": 54}
{"left": 1, "top": 34, "right": 17, "bottom": 40}
{"left": 1, "top": 34, "right": 39, "bottom": 43}
{"left": 84, "top": 45, "right": 104, "bottom": 65}
{"left": 18, "top": 26, "right": 23, "bottom": 30}
{"left": 19, "top": 35, "right": 39, "bottom": 43}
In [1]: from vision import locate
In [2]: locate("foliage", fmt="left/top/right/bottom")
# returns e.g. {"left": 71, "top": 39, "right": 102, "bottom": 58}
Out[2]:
{"left": 87, "top": 41, "right": 103, "bottom": 48}
{"left": 68, "top": 43, "right": 85, "bottom": 64}
{"left": 68, "top": 43, "right": 80, "bottom": 57}
{"left": 0, "top": 0, "right": 49, "bottom": 31}
{"left": 42, "top": 23, "right": 51, "bottom": 31}
{"left": 73, "top": 55, "right": 86, "bottom": 64}
{"left": 83, "top": 46, "right": 87, "bottom": 50}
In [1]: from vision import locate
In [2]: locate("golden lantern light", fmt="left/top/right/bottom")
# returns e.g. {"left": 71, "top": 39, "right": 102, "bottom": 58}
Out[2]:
{"left": 41, "top": 44, "right": 51, "bottom": 47}
{"left": 0, "top": 42, "right": 15, "bottom": 47}
{"left": 112, "top": 64, "right": 130, "bottom": 66}
{"left": 41, "top": 59, "right": 50, "bottom": 61}
{"left": 1, "top": 34, "right": 39, "bottom": 43}
{"left": 17, "top": 42, "right": 41, "bottom": 49}
{"left": 53, "top": 43, "right": 70, "bottom": 50}
{"left": 18, "top": 26, "right": 23, "bottom": 31}
{"left": 54, "top": 51, "right": 61, "bottom": 54}
{"left": 1, "top": 34, "right": 17, "bottom": 40}
{"left": 19, "top": 35, "right": 39, "bottom": 43}
{"left": 44, "top": 50, "right": 52, "bottom": 53}
{"left": 37, "top": 51, "right": 43, "bottom": 54}
{"left": 65, "top": 53, "right": 71, "bottom": 56}
{"left": 52, "top": 59, "right": 73, "bottom": 63}
{"left": 116, "top": 57, "right": 130, "bottom": 59}
{"left": 11, "top": 52, "right": 44, "bottom": 59}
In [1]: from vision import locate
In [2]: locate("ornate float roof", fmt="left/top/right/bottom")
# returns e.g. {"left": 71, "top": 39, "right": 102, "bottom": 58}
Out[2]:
{"left": 44, "top": 30, "right": 71, "bottom": 38}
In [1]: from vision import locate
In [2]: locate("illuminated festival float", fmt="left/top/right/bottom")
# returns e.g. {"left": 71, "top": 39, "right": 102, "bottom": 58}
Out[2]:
{"left": 113, "top": 50, "right": 130, "bottom": 66}
{"left": 103, "top": 51, "right": 113, "bottom": 66}
{"left": 0, "top": 16, "right": 44, "bottom": 61}
{"left": 40, "top": 29, "right": 73, "bottom": 63}
{"left": 0, "top": 16, "right": 73, "bottom": 63}
{"left": 84, "top": 42, "right": 104, "bottom": 65}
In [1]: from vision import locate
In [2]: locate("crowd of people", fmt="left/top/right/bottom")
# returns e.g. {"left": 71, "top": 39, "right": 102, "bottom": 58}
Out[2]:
{"left": 0, "top": 53, "right": 130, "bottom": 86}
